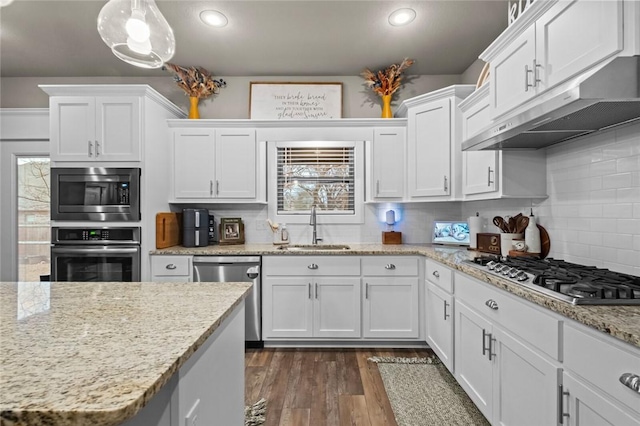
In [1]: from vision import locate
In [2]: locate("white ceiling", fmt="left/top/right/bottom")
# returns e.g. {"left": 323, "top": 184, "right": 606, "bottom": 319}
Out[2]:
{"left": 0, "top": 0, "right": 509, "bottom": 78}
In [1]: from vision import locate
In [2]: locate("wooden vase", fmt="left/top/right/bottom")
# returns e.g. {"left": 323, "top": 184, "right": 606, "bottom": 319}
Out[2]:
{"left": 381, "top": 94, "right": 392, "bottom": 118}
{"left": 188, "top": 96, "right": 200, "bottom": 119}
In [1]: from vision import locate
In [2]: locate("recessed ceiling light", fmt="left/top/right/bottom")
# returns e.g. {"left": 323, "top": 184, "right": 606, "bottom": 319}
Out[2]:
{"left": 388, "top": 8, "right": 416, "bottom": 26}
{"left": 200, "top": 10, "right": 228, "bottom": 28}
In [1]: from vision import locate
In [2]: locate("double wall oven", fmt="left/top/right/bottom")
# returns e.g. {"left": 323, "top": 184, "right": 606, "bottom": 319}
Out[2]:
{"left": 50, "top": 168, "right": 142, "bottom": 282}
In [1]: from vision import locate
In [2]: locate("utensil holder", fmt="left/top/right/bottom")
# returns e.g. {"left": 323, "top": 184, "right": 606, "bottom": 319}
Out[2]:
{"left": 500, "top": 233, "right": 523, "bottom": 256}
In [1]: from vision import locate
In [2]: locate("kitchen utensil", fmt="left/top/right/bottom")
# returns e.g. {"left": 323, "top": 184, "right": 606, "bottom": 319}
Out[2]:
{"left": 538, "top": 225, "right": 551, "bottom": 259}
{"left": 500, "top": 233, "right": 523, "bottom": 256}
{"left": 516, "top": 216, "right": 529, "bottom": 234}
{"left": 507, "top": 216, "right": 516, "bottom": 233}
{"left": 493, "top": 216, "right": 509, "bottom": 233}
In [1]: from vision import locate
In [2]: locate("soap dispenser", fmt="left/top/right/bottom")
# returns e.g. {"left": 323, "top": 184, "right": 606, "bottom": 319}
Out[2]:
{"left": 525, "top": 208, "right": 541, "bottom": 254}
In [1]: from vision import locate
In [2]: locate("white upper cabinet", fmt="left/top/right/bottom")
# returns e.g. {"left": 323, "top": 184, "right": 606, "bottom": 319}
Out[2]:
{"left": 397, "top": 85, "right": 475, "bottom": 201}
{"left": 368, "top": 127, "right": 406, "bottom": 200}
{"left": 459, "top": 85, "right": 547, "bottom": 200}
{"left": 49, "top": 96, "right": 141, "bottom": 162}
{"left": 483, "top": 0, "right": 624, "bottom": 119}
{"left": 171, "top": 126, "right": 262, "bottom": 202}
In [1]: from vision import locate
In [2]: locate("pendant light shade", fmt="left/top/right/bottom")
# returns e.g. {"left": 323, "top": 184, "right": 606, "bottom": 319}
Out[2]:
{"left": 97, "top": 0, "right": 175, "bottom": 69}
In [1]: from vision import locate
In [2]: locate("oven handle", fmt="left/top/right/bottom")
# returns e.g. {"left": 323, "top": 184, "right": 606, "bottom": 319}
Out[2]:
{"left": 51, "top": 247, "right": 140, "bottom": 254}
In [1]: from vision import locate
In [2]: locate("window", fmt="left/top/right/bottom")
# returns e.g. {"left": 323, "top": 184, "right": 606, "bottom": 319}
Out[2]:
{"left": 268, "top": 141, "right": 364, "bottom": 224}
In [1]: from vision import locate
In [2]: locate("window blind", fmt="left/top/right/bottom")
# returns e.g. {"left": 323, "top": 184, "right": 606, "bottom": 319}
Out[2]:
{"left": 276, "top": 146, "right": 355, "bottom": 214}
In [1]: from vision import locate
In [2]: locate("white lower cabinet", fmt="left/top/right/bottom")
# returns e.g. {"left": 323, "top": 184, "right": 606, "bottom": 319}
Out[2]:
{"left": 362, "top": 277, "right": 419, "bottom": 339}
{"left": 262, "top": 255, "right": 423, "bottom": 341}
{"left": 562, "top": 372, "right": 640, "bottom": 426}
{"left": 425, "top": 282, "right": 453, "bottom": 371}
{"left": 453, "top": 271, "right": 562, "bottom": 425}
{"left": 262, "top": 276, "right": 361, "bottom": 339}
{"left": 150, "top": 255, "right": 192, "bottom": 282}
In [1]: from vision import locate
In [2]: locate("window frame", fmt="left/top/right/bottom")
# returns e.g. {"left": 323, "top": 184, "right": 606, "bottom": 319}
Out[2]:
{"left": 267, "top": 140, "right": 365, "bottom": 224}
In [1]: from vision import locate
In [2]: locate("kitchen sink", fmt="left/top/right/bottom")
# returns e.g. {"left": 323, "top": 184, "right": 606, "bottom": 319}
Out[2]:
{"left": 277, "top": 244, "right": 351, "bottom": 251}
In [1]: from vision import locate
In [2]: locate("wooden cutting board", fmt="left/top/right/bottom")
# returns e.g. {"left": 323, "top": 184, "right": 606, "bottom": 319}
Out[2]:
{"left": 155, "top": 212, "right": 182, "bottom": 249}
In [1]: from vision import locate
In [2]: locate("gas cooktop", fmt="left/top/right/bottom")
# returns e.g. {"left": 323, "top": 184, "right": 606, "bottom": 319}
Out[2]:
{"left": 466, "top": 256, "right": 640, "bottom": 305}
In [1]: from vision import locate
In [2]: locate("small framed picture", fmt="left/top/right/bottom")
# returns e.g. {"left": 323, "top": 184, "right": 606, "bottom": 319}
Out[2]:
{"left": 219, "top": 217, "right": 245, "bottom": 245}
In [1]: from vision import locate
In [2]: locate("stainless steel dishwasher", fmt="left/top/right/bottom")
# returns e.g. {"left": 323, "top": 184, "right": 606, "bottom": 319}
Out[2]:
{"left": 193, "top": 256, "right": 262, "bottom": 347}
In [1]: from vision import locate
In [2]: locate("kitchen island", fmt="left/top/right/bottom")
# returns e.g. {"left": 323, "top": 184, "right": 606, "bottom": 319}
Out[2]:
{"left": 0, "top": 281, "right": 251, "bottom": 426}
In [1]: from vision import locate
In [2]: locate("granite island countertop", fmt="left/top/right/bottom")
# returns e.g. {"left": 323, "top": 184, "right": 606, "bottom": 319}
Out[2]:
{"left": 152, "top": 243, "right": 640, "bottom": 349}
{"left": 0, "top": 281, "right": 251, "bottom": 426}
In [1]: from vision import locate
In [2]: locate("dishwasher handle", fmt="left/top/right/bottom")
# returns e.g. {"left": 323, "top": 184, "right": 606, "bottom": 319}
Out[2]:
{"left": 247, "top": 265, "right": 260, "bottom": 279}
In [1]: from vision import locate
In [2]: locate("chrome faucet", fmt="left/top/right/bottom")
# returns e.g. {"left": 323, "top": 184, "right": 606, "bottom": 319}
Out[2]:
{"left": 310, "top": 205, "right": 322, "bottom": 245}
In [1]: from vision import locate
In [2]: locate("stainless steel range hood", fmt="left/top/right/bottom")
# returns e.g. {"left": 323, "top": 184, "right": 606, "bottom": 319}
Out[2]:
{"left": 462, "top": 56, "right": 640, "bottom": 151}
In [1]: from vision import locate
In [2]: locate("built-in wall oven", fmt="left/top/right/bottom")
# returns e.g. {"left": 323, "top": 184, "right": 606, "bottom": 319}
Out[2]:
{"left": 51, "top": 168, "right": 141, "bottom": 221}
{"left": 51, "top": 227, "right": 141, "bottom": 282}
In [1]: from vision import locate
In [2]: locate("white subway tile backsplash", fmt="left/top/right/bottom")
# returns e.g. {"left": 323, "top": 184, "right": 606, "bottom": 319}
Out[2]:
{"left": 590, "top": 189, "right": 616, "bottom": 202}
{"left": 617, "top": 187, "right": 640, "bottom": 202}
{"left": 577, "top": 204, "right": 603, "bottom": 218}
{"left": 602, "top": 172, "right": 633, "bottom": 189}
{"left": 602, "top": 203, "right": 633, "bottom": 218}
{"left": 617, "top": 156, "right": 640, "bottom": 173}
{"left": 617, "top": 249, "right": 640, "bottom": 268}
{"left": 602, "top": 233, "right": 632, "bottom": 249}
{"left": 590, "top": 159, "right": 617, "bottom": 176}
{"left": 617, "top": 219, "right": 640, "bottom": 235}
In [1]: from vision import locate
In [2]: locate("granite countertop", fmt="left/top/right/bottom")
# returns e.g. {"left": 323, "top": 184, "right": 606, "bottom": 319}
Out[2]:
{"left": 0, "top": 281, "right": 252, "bottom": 426}
{"left": 152, "top": 243, "right": 640, "bottom": 349}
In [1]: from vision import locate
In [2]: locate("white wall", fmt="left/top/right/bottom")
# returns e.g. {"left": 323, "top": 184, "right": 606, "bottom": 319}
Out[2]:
{"left": 0, "top": 75, "right": 461, "bottom": 119}
{"left": 462, "top": 120, "right": 640, "bottom": 276}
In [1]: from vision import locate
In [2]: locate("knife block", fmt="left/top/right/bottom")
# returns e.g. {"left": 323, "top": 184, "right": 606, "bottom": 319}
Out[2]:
{"left": 382, "top": 231, "right": 402, "bottom": 245}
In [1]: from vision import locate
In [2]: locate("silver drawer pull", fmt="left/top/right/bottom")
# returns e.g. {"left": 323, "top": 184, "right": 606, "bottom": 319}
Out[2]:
{"left": 432, "top": 271, "right": 440, "bottom": 278}
{"left": 308, "top": 264, "right": 318, "bottom": 270}
{"left": 385, "top": 264, "right": 395, "bottom": 270}
{"left": 165, "top": 264, "right": 177, "bottom": 270}
{"left": 619, "top": 373, "right": 640, "bottom": 393}
{"left": 485, "top": 299, "right": 499, "bottom": 310}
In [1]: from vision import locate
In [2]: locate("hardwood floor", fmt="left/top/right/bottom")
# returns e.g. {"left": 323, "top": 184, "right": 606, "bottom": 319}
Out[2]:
{"left": 245, "top": 347, "right": 434, "bottom": 426}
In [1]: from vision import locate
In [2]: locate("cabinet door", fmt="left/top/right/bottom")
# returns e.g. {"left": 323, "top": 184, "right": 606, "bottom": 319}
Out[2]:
{"left": 262, "top": 277, "right": 313, "bottom": 339}
{"left": 425, "top": 281, "right": 453, "bottom": 372}
{"left": 173, "top": 129, "right": 216, "bottom": 199}
{"left": 454, "top": 300, "right": 494, "bottom": 422}
{"left": 490, "top": 25, "right": 537, "bottom": 118}
{"left": 215, "top": 129, "right": 256, "bottom": 199}
{"left": 536, "top": 0, "right": 622, "bottom": 91}
{"left": 407, "top": 98, "right": 451, "bottom": 198}
{"left": 371, "top": 127, "right": 405, "bottom": 199}
{"left": 463, "top": 151, "right": 498, "bottom": 196}
{"left": 95, "top": 96, "right": 141, "bottom": 161}
{"left": 492, "top": 328, "right": 560, "bottom": 426}
{"left": 563, "top": 373, "right": 640, "bottom": 426}
{"left": 363, "top": 277, "right": 419, "bottom": 339}
{"left": 313, "top": 278, "right": 361, "bottom": 338}
{"left": 50, "top": 96, "right": 95, "bottom": 161}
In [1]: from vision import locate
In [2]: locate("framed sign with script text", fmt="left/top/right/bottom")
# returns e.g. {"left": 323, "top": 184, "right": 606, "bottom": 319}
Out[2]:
{"left": 249, "top": 82, "right": 343, "bottom": 119}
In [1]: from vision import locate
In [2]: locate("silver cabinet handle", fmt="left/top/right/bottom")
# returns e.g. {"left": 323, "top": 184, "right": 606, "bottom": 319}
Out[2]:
{"left": 489, "top": 336, "right": 496, "bottom": 361}
{"left": 376, "top": 180, "right": 380, "bottom": 196}
{"left": 384, "top": 264, "right": 395, "bottom": 270}
{"left": 209, "top": 180, "right": 213, "bottom": 196}
{"left": 432, "top": 271, "right": 440, "bottom": 278}
{"left": 216, "top": 180, "right": 220, "bottom": 196}
{"left": 485, "top": 299, "right": 499, "bottom": 310}
{"left": 315, "top": 282, "right": 318, "bottom": 299}
{"left": 533, "top": 59, "right": 541, "bottom": 87}
{"left": 308, "top": 264, "right": 318, "bottom": 270}
{"left": 482, "top": 329, "right": 490, "bottom": 356}
{"left": 165, "top": 264, "right": 177, "bottom": 270}
{"left": 619, "top": 373, "right": 640, "bottom": 394}
{"left": 443, "top": 300, "right": 450, "bottom": 320}
{"left": 308, "top": 283, "right": 311, "bottom": 299}
{"left": 525, "top": 64, "right": 533, "bottom": 91}
{"left": 95, "top": 140, "right": 100, "bottom": 157}
{"left": 488, "top": 167, "right": 494, "bottom": 186}
{"left": 365, "top": 282, "right": 369, "bottom": 299}
{"left": 558, "top": 385, "right": 570, "bottom": 424}
{"left": 88, "top": 141, "right": 93, "bottom": 157}
{"left": 444, "top": 176, "right": 448, "bottom": 192}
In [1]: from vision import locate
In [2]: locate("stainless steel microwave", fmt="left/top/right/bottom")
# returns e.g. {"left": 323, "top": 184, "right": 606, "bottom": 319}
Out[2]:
{"left": 51, "top": 168, "right": 141, "bottom": 221}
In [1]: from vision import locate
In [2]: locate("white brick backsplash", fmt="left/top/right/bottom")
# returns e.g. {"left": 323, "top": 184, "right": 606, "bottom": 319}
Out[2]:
{"left": 566, "top": 218, "right": 590, "bottom": 231}
{"left": 617, "top": 187, "right": 640, "bottom": 202}
{"left": 578, "top": 204, "right": 603, "bottom": 218}
{"left": 617, "top": 219, "right": 640, "bottom": 235}
{"left": 634, "top": 235, "right": 640, "bottom": 251}
{"left": 634, "top": 204, "right": 640, "bottom": 218}
{"left": 577, "top": 231, "right": 603, "bottom": 246}
{"left": 617, "top": 249, "right": 640, "bottom": 268}
{"left": 590, "top": 246, "right": 618, "bottom": 263}
{"left": 602, "top": 172, "right": 633, "bottom": 189}
{"left": 590, "top": 159, "right": 617, "bottom": 176}
{"left": 602, "top": 233, "right": 633, "bottom": 249}
{"left": 602, "top": 203, "right": 633, "bottom": 218}
{"left": 590, "top": 189, "right": 616, "bottom": 202}
{"left": 617, "top": 156, "right": 640, "bottom": 173}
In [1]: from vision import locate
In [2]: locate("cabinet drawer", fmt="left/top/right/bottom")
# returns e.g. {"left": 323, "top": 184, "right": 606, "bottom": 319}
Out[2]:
{"left": 455, "top": 272, "right": 560, "bottom": 360}
{"left": 151, "top": 256, "right": 191, "bottom": 276}
{"left": 426, "top": 259, "right": 453, "bottom": 293}
{"left": 263, "top": 256, "right": 360, "bottom": 276}
{"left": 564, "top": 322, "right": 640, "bottom": 415}
{"left": 362, "top": 256, "right": 418, "bottom": 276}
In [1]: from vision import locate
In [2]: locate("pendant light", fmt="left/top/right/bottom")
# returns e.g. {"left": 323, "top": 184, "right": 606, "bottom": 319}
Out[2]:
{"left": 97, "top": 0, "right": 175, "bottom": 69}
